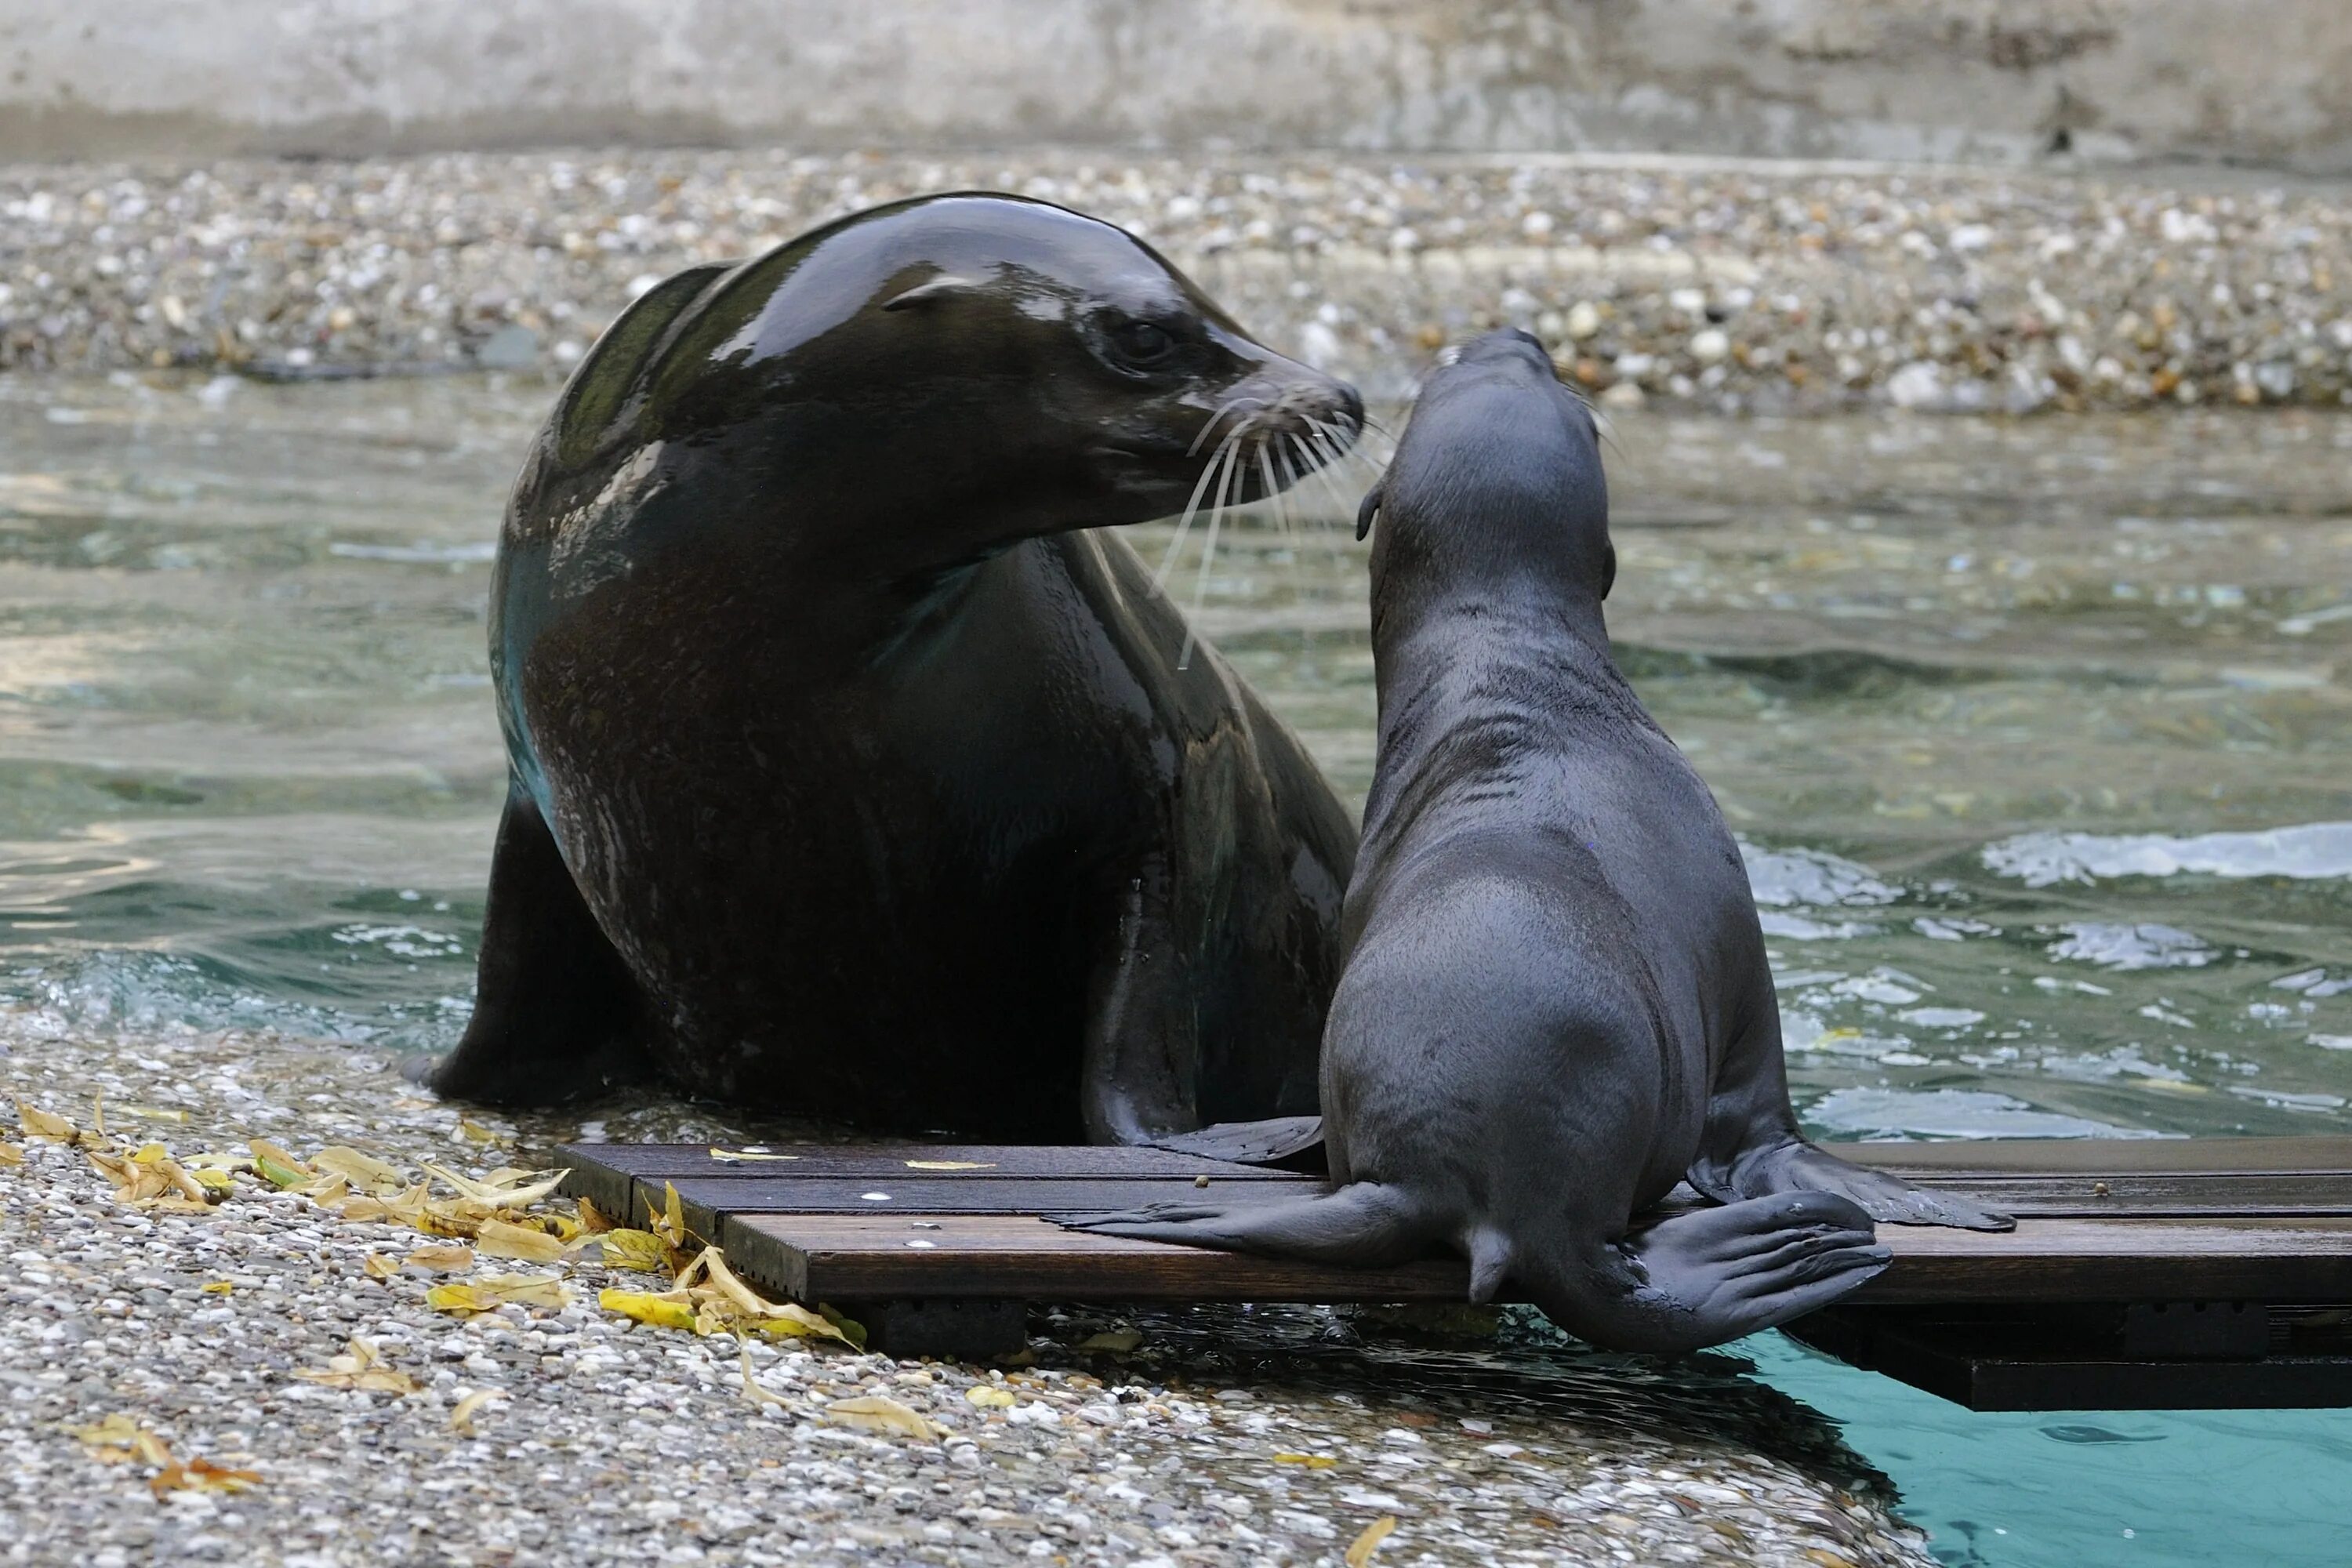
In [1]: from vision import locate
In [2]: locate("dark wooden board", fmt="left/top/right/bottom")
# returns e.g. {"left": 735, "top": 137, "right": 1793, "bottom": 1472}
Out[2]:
{"left": 712, "top": 1210, "right": 2352, "bottom": 1308}
{"left": 662, "top": 1176, "right": 1317, "bottom": 1246}
{"left": 559, "top": 1142, "right": 1294, "bottom": 1182}
{"left": 1838, "top": 1136, "right": 2352, "bottom": 1178}
{"left": 724, "top": 1213, "right": 1474, "bottom": 1303}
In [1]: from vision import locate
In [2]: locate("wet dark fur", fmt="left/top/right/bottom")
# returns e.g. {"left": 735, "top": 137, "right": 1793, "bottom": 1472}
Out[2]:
{"left": 415, "top": 195, "right": 1360, "bottom": 1145}
{"left": 1058, "top": 330, "right": 2009, "bottom": 1352}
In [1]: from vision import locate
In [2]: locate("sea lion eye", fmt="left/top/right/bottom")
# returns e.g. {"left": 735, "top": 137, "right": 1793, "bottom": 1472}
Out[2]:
{"left": 1106, "top": 318, "right": 1178, "bottom": 368}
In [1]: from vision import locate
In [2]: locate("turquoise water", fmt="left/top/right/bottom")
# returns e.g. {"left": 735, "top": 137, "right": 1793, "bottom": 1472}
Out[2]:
{"left": 2, "top": 371, "right": 2350, "bottom": 1563}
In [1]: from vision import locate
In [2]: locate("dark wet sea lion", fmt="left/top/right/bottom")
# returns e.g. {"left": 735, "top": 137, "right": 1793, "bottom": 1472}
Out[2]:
{"left": 416, "top": 194, "right": 1362, "bottom": 1145}
{"left": 1061, "top": 329, "right": 2008, "bottom": 1352}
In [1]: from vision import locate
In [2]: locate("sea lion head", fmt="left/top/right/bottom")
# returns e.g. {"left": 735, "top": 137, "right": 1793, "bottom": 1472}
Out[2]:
{"left": 1356, "top": 327, "right": 1613, "bottom": 608}
{"left": 538, "top": 193, "right": 1363, "bottom": 558}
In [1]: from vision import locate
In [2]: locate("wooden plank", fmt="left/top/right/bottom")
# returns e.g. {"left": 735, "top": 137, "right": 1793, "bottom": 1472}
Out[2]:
{"left": 1837, "top": 1136, "right": 2352, "bottom": 1178}
{"left": 1853, "top": 1218, "right": 2352, "bottom": 1305}
{"left": 556, "top": 1142, "right": 1297, "bottom": 1183}
{"left": 1853, "top": 1172, "right": 2352, "bottom": 1219}
{"left": 662, "top": 1175, "right": 1317, "bottom": 1247}
{"left": 723, "top": 1213, "right": 1472, "bottom": 1304}
{"left": 720, "top": 1210, "right": 2352, "bottom": 1309}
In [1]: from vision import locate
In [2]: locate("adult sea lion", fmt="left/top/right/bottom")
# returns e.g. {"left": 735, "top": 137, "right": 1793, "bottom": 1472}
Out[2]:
{"left": 1061, "top": 330, "right": 2008, "bottom": 1352}
{"left": 415, "top": 194, "right": 1362, "bottom": 1146}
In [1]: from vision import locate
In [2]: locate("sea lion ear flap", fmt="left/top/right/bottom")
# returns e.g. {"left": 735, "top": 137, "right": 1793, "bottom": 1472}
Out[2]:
{"left": 1355, "top": 479, "right": 1385, "bottom": 542}
{"left": 883, "top": 274, "right": 983, "bottom": 311}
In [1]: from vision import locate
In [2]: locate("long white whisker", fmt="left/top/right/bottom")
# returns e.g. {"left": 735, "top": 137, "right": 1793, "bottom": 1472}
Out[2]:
{"left": 1186, "top": 392, "right": 1265, "bottom": 459}
{"left": 1178, "top": 420, "right": 1250, "bottom": 670}
{"left": 1156, "top": 424, "right": 1246, "bottom": 589}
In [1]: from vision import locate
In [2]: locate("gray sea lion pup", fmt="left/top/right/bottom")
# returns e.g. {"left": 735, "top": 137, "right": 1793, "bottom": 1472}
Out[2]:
{"left": 412, "top": 194, "right": 1359, "bottom": 1149}
{"left": 1061, "top": 329, "right": 2009, "bottom": 1353}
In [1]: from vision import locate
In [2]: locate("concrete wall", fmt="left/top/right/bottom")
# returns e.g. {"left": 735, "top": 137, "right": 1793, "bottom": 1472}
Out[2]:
{"left": 3, "top": 1, "right": 2349, "bottom": 173}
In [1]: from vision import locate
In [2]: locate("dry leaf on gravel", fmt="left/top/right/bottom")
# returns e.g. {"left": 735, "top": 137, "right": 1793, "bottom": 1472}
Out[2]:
{"left": 599, "top": 1288, "right": 702, "bottom": 1332}
{"left": 16, "top": 1099, "right": 76, "bottom": 1143}
{"left": 361, "top": 1253, "right": 397, "bottom": 1281}
{"left": 0, "top": 1142, "right": 22, "bottom": 1166}
{"left": 825, "top": 1396, "right": 946, "bottom": 1440}
{"left": 1078, "top": 1329, "right": 1142, "bottom": 1353}
{"left": 69, "top": 1414, "right": 172, "bottom": 1466}
{"left": 151, "top": 1455, "right": 263, "bottom": 1497}
{"left": 402, "top": 1243, "right": 474, "bottom": 1274}
{"left": 1274, "top": 1451, "right": 1339, "bottom": 1468}
{"left": 426, "top": 1274, "right": 568, "bottom": 1316}
{"left": 310, "top": 1145, "right": 406, "bottom": 1192}
{"left": 575, "top": 1196, "right": 618, "bottom": 1232}
{"left": 740, "top": 1348, "right": 792, "bottom": 1409}
{"left": 296, "top": 1336, "right": 422, "bottom": 1394}
{"left": 590, "top": 1228, "right": 666, "bottom": 1272}
{"left": 474, "top": 1218, "right": 567, "bottom": 1262}
{"left": 1346, "top": 1515, "right": 1398, "bottom": 1566}
{"left": 904, "top": 1160, "right": 995, "bottom": 1171}
{"left": 966, "top": 1386, "right": 1016, "bottom": 1408}
{"left": 450, "top": 1388, "right": 506, "bottom": 1435}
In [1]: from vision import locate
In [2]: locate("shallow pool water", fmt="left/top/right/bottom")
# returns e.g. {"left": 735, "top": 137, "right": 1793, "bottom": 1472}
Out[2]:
{"left": 3, "top": 371, "right": 2350, "bottom": 1563}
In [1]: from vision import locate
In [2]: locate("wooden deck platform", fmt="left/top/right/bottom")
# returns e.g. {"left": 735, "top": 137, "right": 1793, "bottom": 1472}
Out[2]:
{"left": 554, "top": 1136, "right": 2352, "bottom": 1410}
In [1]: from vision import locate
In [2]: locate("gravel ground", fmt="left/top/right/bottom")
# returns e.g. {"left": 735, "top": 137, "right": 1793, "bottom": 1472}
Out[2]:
{"left": 1, "top": 147, "right": 2350, "bottom": 411}
{"left": 0, "top": 1007, "right": 1935, "bottom": 1568}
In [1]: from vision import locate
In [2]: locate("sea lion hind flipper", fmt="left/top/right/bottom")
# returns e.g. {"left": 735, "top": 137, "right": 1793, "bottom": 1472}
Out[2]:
{"left": 1526, "top": 1193, "right": 1890, "bottom": 1356}
{"left": 409, "top": 788, "right": 651, "bottom": 1106}
{"left": 1047, "top": 1181, "right": 1429, "bottom": 1265}
{"left": 1707, "top": 1137, "right": 2016, "bottom": 1232}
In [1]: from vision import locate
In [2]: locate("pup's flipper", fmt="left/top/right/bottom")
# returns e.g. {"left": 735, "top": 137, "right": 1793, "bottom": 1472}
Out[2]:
{"left": 1142, "top": 1116, "right": 1326, "bottom": 1169}
{"left": 1717, "top": 1138, "right": 2014, "bottom": 1232}
{"left": 1048, "top": 1181, "right": 1425, "bottom": 1265}
{"left": 1576, "top": 1191, "right": 1891, "bottom": 1353}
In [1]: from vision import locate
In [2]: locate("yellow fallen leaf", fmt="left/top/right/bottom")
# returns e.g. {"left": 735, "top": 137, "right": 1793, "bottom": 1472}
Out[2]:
{"left": 68, "top": 1414, "right": 172, "bottom": 1466}
{"left": 118, "top": 1105, "right": 189, "bottom": 1123}
{"left": 647, "top": 1181, "right": 690, "bottom": 1247}
{"left": 905, "top": 1160, "right": 995, "bottom": 1171}
{"left": 0, "top": 1142, "right": 21, "bottom": 1166}
{"left": 475, "top": 1218, "right": 567, "bottom": 1263}
{"left": 16, "top": 1099, "right": 75, "bottom": 1142}
{"left": 592, "top": 1229, "right": 667, "bottom": 1272}
{"left": 201, "top": 1280, "right": 233, "bottom": 1294}
{"left": 361, "top": 1253, "right": 397, "bottom": 1281}
{"left": 310, "top": 1146, "right": 405, "bottom": 1192}
{"left": 402, "top": 1243, "right": 474, "bottom": 1273}
{"left": 152, "top": 1455, "right": 261, "bottom": 1497}
{"left": 1346, "top": 1515, "right": 1398, "bottom": 1567}
{"left": 421, "top": 1162, "right": 565, "bottom": 1209}
{"left": 709, "top": 1147, "right": 800, "bottom": 1163}
{"left": 575, "top": 1196, "right": 618, "bottom": 1233}
{"left": 450, "top": 1388, "right": 506, "bottom": 1435}
{"left": 427, "top": 1274, "right": 568, "bottom": 1316}
{"left": 296, "top": 1336, "right": 422, "bottom": 1394}
{"left": 456, "top": 1117, "right": 503, "bottom": 1145}
{"left": 740, "top": 1348, "right": 791, "bottom": 1409}
{"left": 825, "top": 1395, "right": 945, "bottom": 1440}
{"left": 600, "top": 1287, "right": 702, "bottom": 1333}
{"left": 1078, "top": 1329, "right": 1142, "bottom": 1353}
{"left": 1273, "top": 1452, "right": 1339, "bottom": 1468}
{"left": 966, "top": 1386, "right": 1016, "bottom": 1408}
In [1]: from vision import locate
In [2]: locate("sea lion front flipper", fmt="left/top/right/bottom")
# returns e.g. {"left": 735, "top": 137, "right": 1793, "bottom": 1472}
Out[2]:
{"left": 406, "top": 786, "right": 651, "bottom": 1106}
{"left": 1693, "top": 1002, "right": 2015, "bottom": 1232}
{"left": 1713, "top": 1138, "right": 2016, "bottom": 1232}
{"left": 1078, "top": 860, "right": 1203, "bottom": 1145}
{"left": 1143, "top": 1116, "right": 1326, "bottom": 1170}
{"left": 1049, "top": 1181, "right": 1425, "bottom": 1261}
